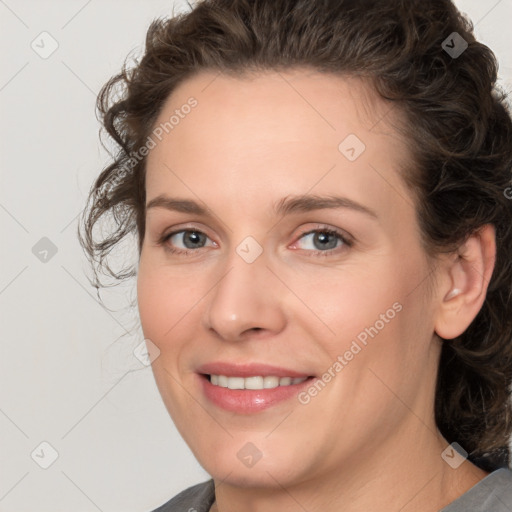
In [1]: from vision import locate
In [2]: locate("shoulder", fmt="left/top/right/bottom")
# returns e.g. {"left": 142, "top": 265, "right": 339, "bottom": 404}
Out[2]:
{"left": 441, "top": 468, "right": 512, "bottom": 511}
{"left": 149, "top": 479, "right": 215, "bottom": 512}
{"left": 147, "top": 470, "right": 512, "bottom": 512}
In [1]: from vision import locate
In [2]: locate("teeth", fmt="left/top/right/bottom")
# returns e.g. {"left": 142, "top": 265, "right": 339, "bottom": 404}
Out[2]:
{"left": 208, "top": 374, "right": 308, "bottom": 390}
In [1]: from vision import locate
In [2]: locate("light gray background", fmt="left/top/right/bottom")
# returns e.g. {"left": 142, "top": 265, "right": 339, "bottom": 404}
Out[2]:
{"left": 1, "top": 1, "right": 511, "bottom": 511}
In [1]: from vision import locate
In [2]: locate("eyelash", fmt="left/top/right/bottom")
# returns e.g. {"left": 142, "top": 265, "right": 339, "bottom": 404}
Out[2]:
{"left": 157, "top": 225, "right": 353, "bottom": 257}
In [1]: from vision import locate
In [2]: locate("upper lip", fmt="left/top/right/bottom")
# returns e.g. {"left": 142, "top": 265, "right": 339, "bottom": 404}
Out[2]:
{"left": 197, "top": 362, "right": 313, "bottom": 378}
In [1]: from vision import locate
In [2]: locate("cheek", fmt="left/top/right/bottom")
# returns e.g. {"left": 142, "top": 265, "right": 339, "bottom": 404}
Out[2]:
{"left": 136, "top": 262, "right": 195, "bottom": 413}
{"left": 136, "top": 258, "right": 206, "bottom": 352}
{"left": 313, "top": 253, "right": 431, "bottom": 367}
{"left": 312, "top": 270, "right": 401, "bottom": 347}
{"left": 136, "top": 259, "right": 179, "bottom": 343}
{"left": 137, "top": 267, "right": 163, "bottom": 338}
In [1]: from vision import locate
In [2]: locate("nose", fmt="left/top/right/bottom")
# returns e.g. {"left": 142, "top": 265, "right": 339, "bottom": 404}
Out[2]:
{"left": 202, "top": 250, "right": 287, "bottom": 342}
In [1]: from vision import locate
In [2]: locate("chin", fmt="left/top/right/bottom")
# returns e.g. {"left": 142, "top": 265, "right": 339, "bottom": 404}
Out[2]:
{"left": 198, "top": 445, "right": 306, "bottom": 489}
{"left": 209, "top": 465, "right": 297, "bottom": 489}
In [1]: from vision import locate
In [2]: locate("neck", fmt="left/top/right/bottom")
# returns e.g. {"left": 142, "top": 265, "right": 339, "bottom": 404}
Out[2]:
{"left": 211, "top": 421, "right": 488, "bottom": 512}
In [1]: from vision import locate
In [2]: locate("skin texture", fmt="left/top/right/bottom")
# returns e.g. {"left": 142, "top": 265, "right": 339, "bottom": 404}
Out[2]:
{"left": 137, "top": 69, "right": 494, "bottom": 512}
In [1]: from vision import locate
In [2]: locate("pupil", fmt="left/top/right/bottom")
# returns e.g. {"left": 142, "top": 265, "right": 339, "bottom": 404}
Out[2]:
{"left": 316, "top": 232, "right": 336, "bottom": 250}
{"left": 185, "top": 231, "right": 204, "bottom": 248}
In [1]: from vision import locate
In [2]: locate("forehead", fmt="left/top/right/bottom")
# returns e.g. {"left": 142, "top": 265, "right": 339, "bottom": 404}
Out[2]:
{"left": 145, "top": 69, "right": 413, "bottom": 221}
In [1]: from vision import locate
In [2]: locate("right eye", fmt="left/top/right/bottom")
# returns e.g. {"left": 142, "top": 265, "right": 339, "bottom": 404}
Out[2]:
{"left": 159, "top": 229, "right": 216, "bottom": 255}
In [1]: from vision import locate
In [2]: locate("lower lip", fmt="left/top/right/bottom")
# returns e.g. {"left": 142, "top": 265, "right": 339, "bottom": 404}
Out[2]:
{"left": 198, "top": 374, "right": 315, "bottom": 413}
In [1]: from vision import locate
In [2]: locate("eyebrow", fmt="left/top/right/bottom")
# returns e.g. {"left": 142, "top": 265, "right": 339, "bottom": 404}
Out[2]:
{"left": 146, "top": 193, "right": 378, "bottom": 219}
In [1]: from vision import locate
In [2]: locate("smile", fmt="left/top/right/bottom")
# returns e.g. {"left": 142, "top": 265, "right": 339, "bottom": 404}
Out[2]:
{"left": 199, "top": 373, "right": 316, "bottom": 413}
{"left": 208, "top": 374, "right": 309, "bottom": 390}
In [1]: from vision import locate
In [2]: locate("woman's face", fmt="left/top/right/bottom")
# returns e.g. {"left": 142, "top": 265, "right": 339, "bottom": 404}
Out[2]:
{"left": 137, "top": 69, "right": 443, "bottom": 486}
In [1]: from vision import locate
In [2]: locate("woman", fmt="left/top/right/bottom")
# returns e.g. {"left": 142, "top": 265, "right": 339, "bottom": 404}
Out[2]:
{"left": 79, "top": 0, "right": 512, "bottom": 510}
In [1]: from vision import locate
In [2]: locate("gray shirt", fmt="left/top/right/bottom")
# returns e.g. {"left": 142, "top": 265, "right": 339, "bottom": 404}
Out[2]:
{"left": 150, "top": 468, "right": 512, "bottom": 511}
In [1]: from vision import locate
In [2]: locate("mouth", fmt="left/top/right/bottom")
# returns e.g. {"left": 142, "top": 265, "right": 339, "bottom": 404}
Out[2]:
{"left": 195, "top": 362, "right": 317, "bottom": 412}
{"left": 201, "top": 373, "right": 313, "bottom": 390}
{"left": 198, "top": 373, "right": 316, "bottom": 413}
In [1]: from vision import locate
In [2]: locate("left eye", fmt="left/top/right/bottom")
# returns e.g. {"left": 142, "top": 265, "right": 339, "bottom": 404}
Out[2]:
{"left": 160, "top": 227, "right": 352, "bottom": 256}
{"left": 293, "top": 228, "right": 350, "bottom": 254}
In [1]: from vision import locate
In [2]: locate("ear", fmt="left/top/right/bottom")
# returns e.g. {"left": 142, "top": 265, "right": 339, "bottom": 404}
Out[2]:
{"left": 434, "top": 224, "right": 496, "bottom": 340}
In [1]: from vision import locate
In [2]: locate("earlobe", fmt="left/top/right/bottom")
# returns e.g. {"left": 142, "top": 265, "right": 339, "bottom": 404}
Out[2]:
{"left": 434, "top": 224, "right": 496, "bottom": 340}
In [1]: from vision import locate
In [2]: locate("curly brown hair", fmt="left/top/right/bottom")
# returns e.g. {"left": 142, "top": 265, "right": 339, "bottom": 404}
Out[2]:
{"left": 78, "top": 0, "right": 512, "bottom": 471}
